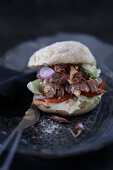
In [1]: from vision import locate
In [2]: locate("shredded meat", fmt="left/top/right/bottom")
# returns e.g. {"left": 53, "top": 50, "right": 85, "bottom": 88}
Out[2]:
{"left": 57, "top": 86, "right": 65, "bottom": 99}
{"left": 40, "top": 80, "right": 56, "bottom": 98}
{"left": 86, "top": 78, "right": 98, "bottom": 93}
{"left": 74, "top": 81, "right": 90, "bottom": 92}
{"left": 68, "top": 65, "right": 87, "bottom": 85}
{"left": 54, "top": 64, "right": 69, "bottom": 73}
{"left": 73, "top": 89, "right": 81, "bottom": 97}
{"left": 39, "top": 64, "right": 106, "bottom": 98}
{"left": 86, "top": 78, "right": 106, "bottom": 94}
{"left": 52, "top": 73, "right": 68, "bottom": 85}
{"left": 70, "top": 66, "right": 78, "bottom": 80}
{"left": 65, "top": 81, "right": 89, "bottom": 97}
{"left": 97, "top": 88, "right": 106, "bottom": 94}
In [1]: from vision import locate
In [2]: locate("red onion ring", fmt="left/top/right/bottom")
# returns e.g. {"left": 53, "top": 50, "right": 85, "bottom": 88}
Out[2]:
{"left": 35, "top": 96, "right": 46, "bottom": 100}
{"left": 97, "top": 77, "right": 102, "bottom": 86}
{"left": 40, "top": 67, "right": 55, "bottom": 79}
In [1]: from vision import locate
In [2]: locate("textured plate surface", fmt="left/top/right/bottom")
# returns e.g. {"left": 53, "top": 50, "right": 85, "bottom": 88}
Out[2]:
{"left": 0, "top": 33, "right": 113, "bottom": 158}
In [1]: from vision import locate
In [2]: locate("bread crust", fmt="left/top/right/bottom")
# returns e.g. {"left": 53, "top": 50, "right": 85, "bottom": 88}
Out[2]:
{"left": 32, "top": 95, "right": 100, "bottom": 116}
{"left": 28, "top": 41, "right": 96, "bottom": 67}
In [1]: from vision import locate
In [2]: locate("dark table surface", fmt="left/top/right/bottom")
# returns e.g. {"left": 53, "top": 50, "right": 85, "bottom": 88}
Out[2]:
{"left": 0, "top": 0, "right": 113, "bottom": 170}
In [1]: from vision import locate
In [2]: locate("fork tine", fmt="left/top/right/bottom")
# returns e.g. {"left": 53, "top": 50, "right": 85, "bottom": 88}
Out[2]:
{"left": 0, "top": 130, "right": 22, "bottom": 170}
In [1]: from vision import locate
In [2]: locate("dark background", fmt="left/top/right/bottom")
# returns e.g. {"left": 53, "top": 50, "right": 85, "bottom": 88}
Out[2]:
{"left": 0, "top": 0, "right": 113, "bottom": 56}
{"left": 0, "top": 0, "right": 113, "bottom": 170}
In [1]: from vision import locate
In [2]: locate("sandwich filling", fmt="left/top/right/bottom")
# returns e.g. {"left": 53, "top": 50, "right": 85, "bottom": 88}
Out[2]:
{"left": 28, "top": 64, "right": 105, "bottom": 98}
{"left": 27, "top": 64, "right": 106, "bottom": 114}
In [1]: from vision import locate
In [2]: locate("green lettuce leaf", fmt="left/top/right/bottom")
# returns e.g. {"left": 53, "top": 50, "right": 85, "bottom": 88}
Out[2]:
{"left": 82, "top": 64, "right": 101, "bottom": 79}
{"left": 78, "top": 94, "right": 102, "bottom": 104}
{"left": 27, "top": 79, "right": 42, "bottom": 94}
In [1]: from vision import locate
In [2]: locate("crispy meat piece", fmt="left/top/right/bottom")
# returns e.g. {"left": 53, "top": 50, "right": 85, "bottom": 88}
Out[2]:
{"left": 65, "top": 84, "right": 71, "bottom": 94}
{"left": 50, "top": 116, "right": 70, "bottom": 123}
{"left": 74, "top": 81, "right": 90, "bottom": 92}
{"left": 73, "top": 89, "right": 81, "bottom": 97}
{"left": 69, "top": 85, "right": 81, "bottom": 97}
{"left": 86, "top": 78, "right": 98, "bottom": 93}
{"left": 74, "top": 64, "right": 88, "bottom": 79}
{"left": 97, "top": 88, "right": 106, "bottom": 94}
{"left": 54, "top": 64, "right": 69, "bottom": 73}
{"left": 70, "top": 66, "right": 78, "bottom": 80}
{"left": 39, "top": 64, "right": 105, "bottom": 99}
{"left": 41, "top": 81, "right": 56, "bottom": 98}
{"left": 52, "top": 73, "right": 68, "bottom": 85}
{"left": 68, "top": 74, "right": 86, "bottom": 85}
{"left": 68, "top": 65, "right": 86, "bottom": 85}
{"left": 57, "top": 86, "right": 65, "bottom": 99}
{"left": 87, "top": 78, "right": 106, "bottom": 94}
{"left": 69, "top": 81, "right": 89, "bottom": 97}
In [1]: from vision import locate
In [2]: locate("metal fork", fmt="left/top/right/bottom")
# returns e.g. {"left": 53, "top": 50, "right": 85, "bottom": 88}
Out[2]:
{"left": 0, "top": 104, "right": 40, "bottom": 170}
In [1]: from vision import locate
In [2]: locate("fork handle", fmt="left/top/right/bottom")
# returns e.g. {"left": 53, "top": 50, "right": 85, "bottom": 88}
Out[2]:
{"left": 0, "top": 129, "right": 17, "bottom": 156}
{"left": 0, "top": 130, "right": 22, "bottom": 170}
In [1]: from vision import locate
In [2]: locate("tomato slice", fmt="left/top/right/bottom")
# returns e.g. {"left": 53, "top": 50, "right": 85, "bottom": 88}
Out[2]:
{"left": 38, "top": 94, "right": 70, "bottom": 103}
{"left": 98, "top": 79, "right": 105, "bottom": 89}
{"left": 82, "top": 79, "right": 105, "bottom": 97}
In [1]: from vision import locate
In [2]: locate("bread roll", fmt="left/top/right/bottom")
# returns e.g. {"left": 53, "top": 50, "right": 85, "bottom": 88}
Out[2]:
{"left": 28, "top": 41, "right": 96, "bottom": 67}
{"left": 27, "top": 41, "right": 103, "bottom": 116}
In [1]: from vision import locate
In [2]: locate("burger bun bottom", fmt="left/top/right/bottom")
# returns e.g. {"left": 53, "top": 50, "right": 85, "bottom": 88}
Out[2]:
{"left": 32, "top": 95, "right": 101, "bottom": 116}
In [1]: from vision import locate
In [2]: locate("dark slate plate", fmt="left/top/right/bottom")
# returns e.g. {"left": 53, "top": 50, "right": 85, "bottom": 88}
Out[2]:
{"left": 0, "top": 33, "right": 113, "bottom": 158}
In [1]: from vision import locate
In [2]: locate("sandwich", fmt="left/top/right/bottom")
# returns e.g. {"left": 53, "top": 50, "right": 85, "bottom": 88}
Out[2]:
{"left": 27, "top": 41, "right": 106, "bottom": 116}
